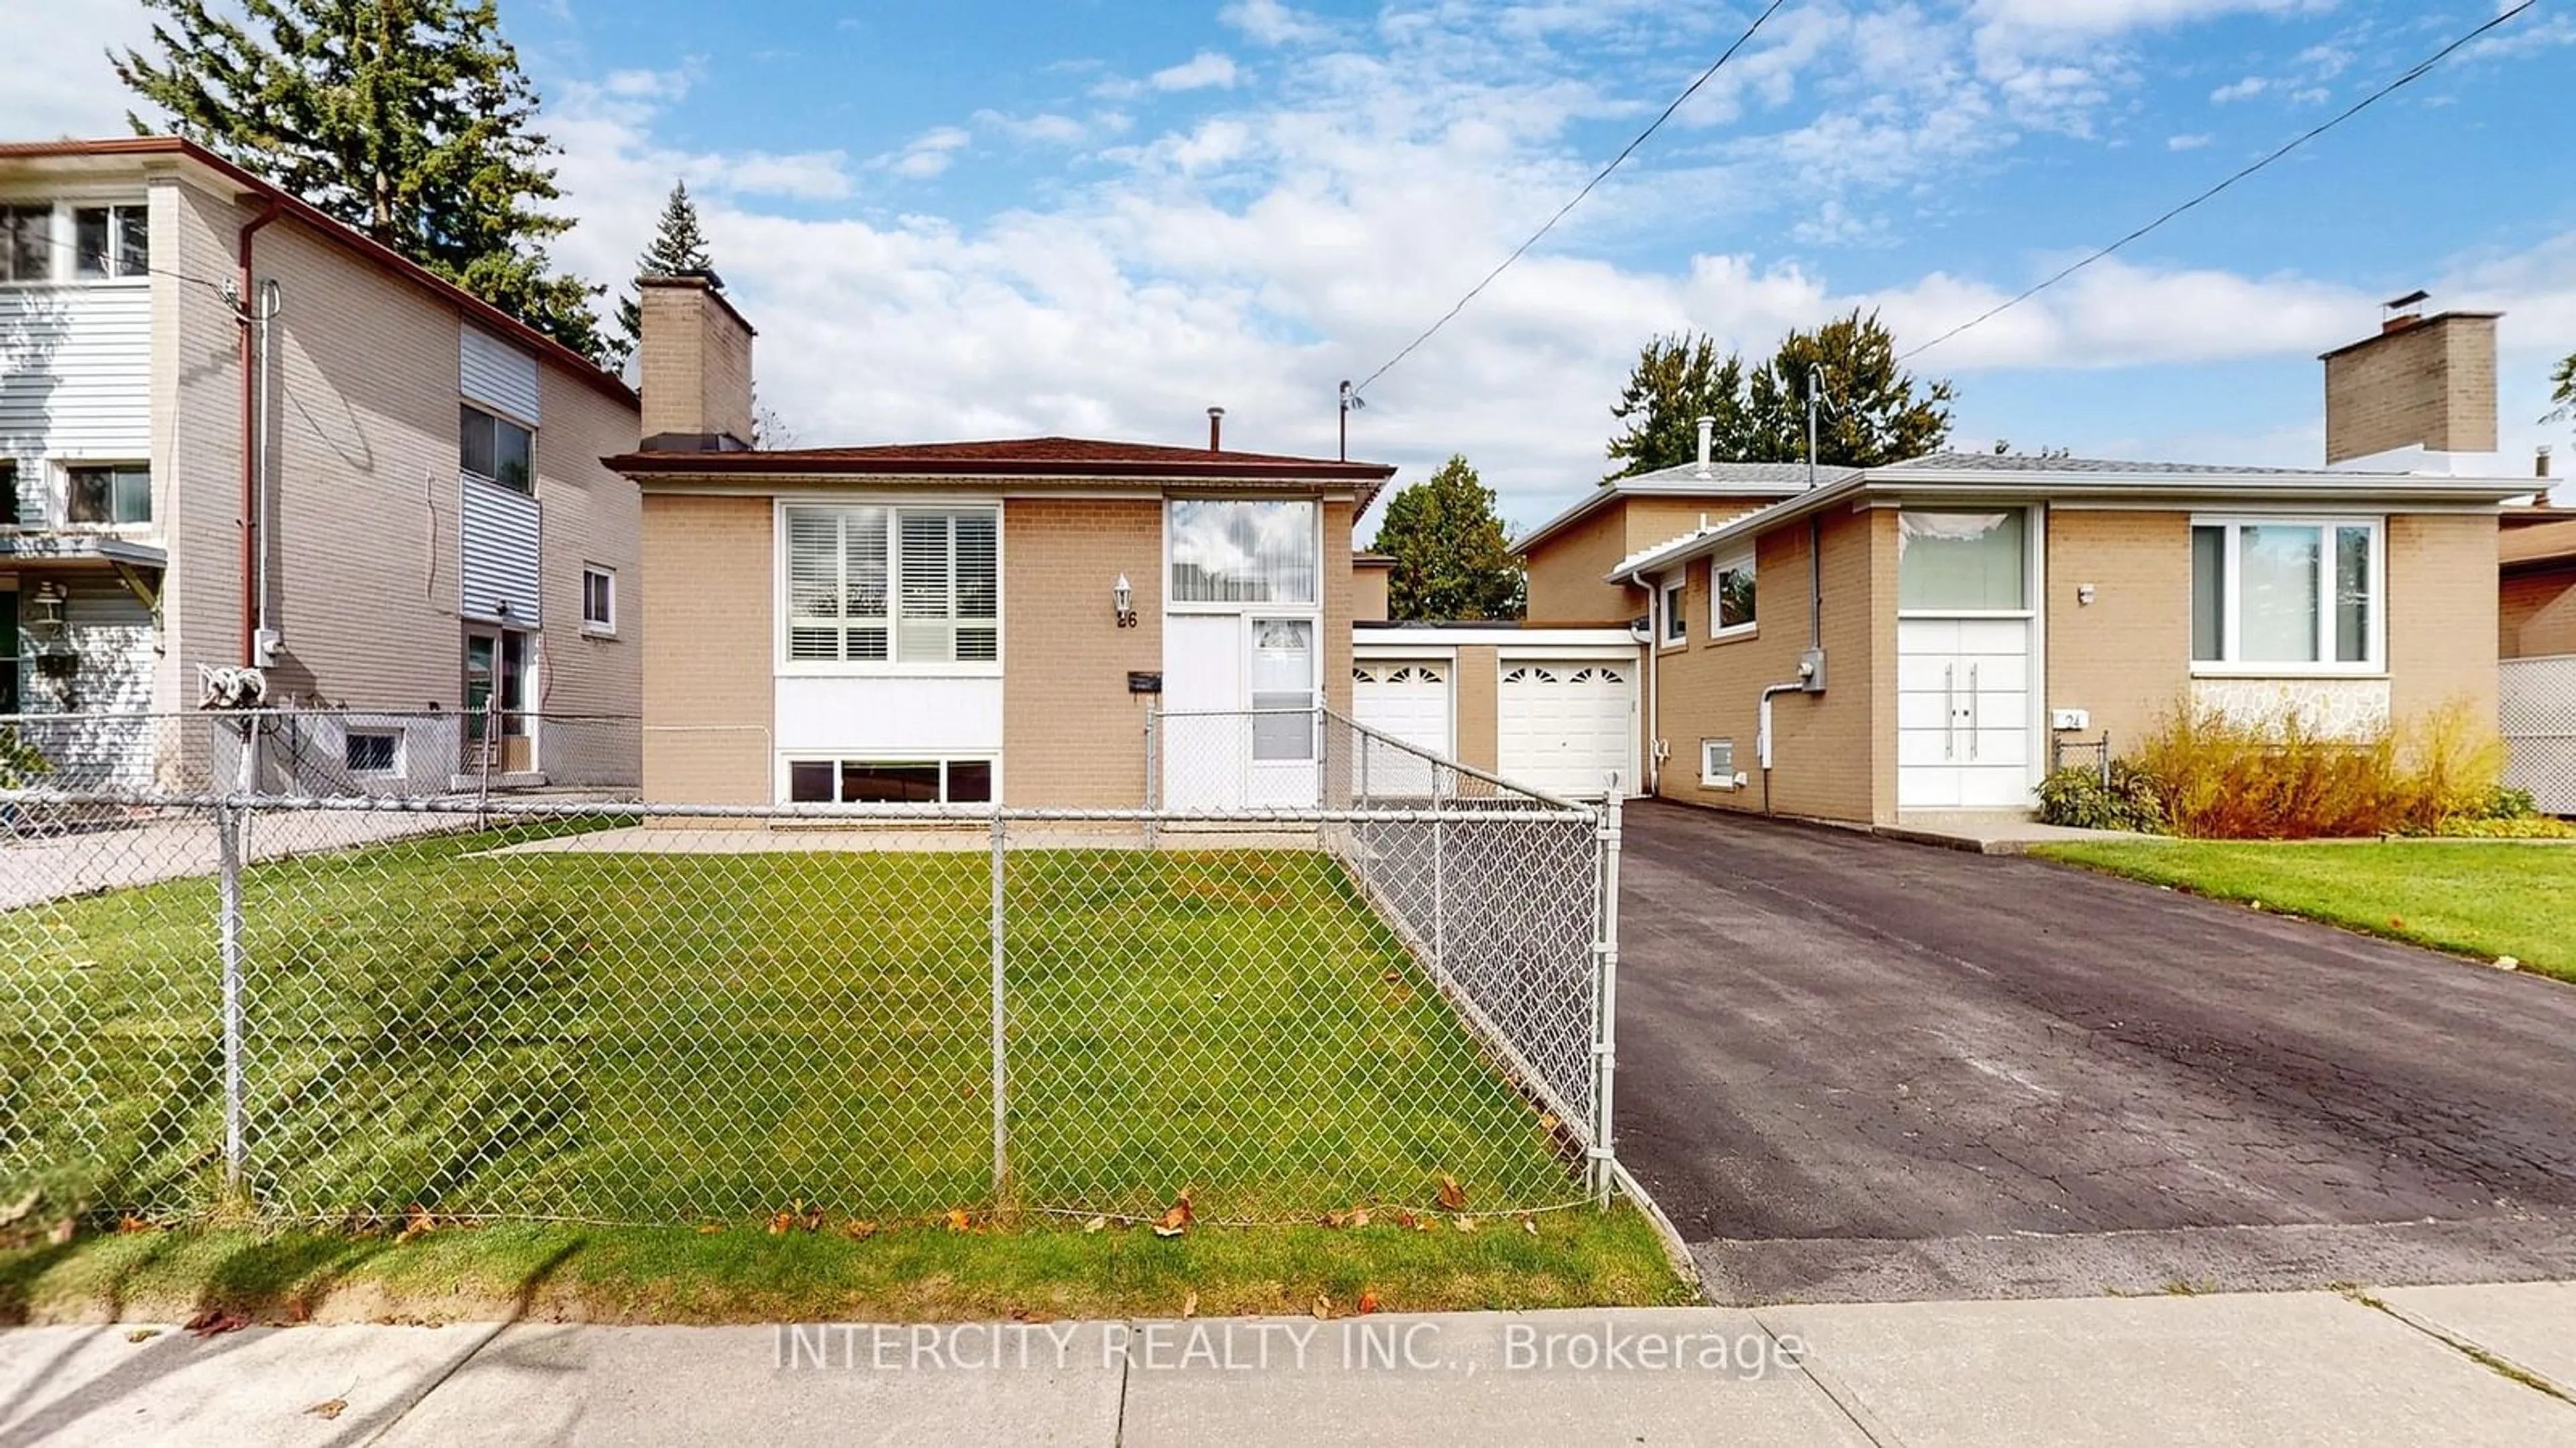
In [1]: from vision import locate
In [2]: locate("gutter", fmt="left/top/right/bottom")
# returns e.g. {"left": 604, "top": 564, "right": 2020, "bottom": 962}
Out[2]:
{"left": 235, "top": 198, "right": 283, "bottom": 668}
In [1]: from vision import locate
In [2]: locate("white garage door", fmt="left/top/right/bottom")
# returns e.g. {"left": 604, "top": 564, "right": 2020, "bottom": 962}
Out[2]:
{"left": 1353, "top": 660, "right": 1452, "bottom": 796}
{"left": 1498, "top": 662, "right": 1635, "bottom": 800}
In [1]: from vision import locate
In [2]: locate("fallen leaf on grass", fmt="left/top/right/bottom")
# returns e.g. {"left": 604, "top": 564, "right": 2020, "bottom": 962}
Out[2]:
{"left": 843, "top": 1220, "right": 878, "bottom": 1241}
{"left": 0, "top": 1189, "right": 38, "bottom": 1228}
{"left": 944, "top": 1208, "right": 974, "bottom": 1233}
{"left": 45, "top": 1219, "right": 74, "bottom": 1247}
{"left": 396, "top": 1205, "right": 434, "bottom": 1245}
{"left": 1152, "top": 1189, "right": 1194, "bottom": 1239}
{"left": 117, "top": 1214, "right": 154, "bottom": 1235}
{"left": 1356, "top": 1290, "right": 1380, "bottom": 1315}
{"left": 125, "top": 1329, "right": 160, "bottom": 1344}
{"left": 1436, "top": 1174, "right": 1468, "bottom": 1211}
{"left": 306, "top": 1398, "right": 347, "bottom": 1422}
{"left": 1182, "top": 1290, "right": 1199, "bottom": 1319}
{"left": 1312, "top": 1295, "right": 1334, "bottom": 1321}
{"left": 2390, "top": 917, "right": 2406, "bottom": 929}
{"left": 183, "top": 1309, "right": 247, "bottom": 1339}
{"left": 1521, "top": 1214, "right": 1539, "bottom": 1237}
{"left": 1453, "top": 1216, "right": 1478, "bottom": 1233}
{"left": 1083, "top": 1215, "right": 1108, "bottom": 1234}
{"left": 696, "top": 1223, "right": 723, "bottom": 1235}
{"left": 1393, "top": 1209, "right": 1417, "bottom": 1230}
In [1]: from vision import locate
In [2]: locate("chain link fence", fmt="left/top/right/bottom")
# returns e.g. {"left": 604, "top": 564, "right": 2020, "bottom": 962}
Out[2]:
{"left": 2501, "top": 656, "right": 2576, "bottom": 816}
{"left": 0, "top": 707, "right": 641, "bottom": 802}
{"left": 2, "top": 713, "right": 1619, "bottom": 1229}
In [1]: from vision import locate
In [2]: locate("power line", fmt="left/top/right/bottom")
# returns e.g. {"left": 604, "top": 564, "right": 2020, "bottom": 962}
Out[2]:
{"left": 1349, "top": 0, "right": 1791, "bottom": 399}
{"left": 5, "top": 211, "right": 239, "bottom": 293}
{"left": 1898, "top": 0, "right": 2538, "bottom": 364}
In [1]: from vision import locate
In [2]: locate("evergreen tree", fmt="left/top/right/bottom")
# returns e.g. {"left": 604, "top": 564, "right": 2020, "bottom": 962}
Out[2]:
{"left": 1371, "top": 456, "right": 1525, "bottom": 622}
{"left": 611, "top": 180, "right": 712, "bottom": 368}
{"left": 1603, "top": 333, "right": 1752, "bottom": 480}
{"left": 1603, "top": 311, "right": 1953, "bottom": 476}
{"left": 114, "top": 0, "right": 608, "bottom": 361}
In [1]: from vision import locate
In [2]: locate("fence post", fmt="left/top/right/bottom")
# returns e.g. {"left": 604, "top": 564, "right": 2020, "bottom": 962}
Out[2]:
{"left": 217, "top": 713, "right": 258, "bottom": 1197}
{"left": 1358, "top": 728, "right": 1371, "bottom": 807}
{"left": 989, "top": 807, "right": 1009, "bottom": 1208}
{"left": 1589, "top": 790, "right": 1624, "bottom": 1207}
{"left": 1142, "top": 707, "right": 1159, "bottom": 850}
{"left": 1430, "top": 767, "right": 1446, "bottom": 971}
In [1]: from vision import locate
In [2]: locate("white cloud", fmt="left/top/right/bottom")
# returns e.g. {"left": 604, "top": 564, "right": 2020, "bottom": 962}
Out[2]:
{"left": 1221, "top": 0, "right": 1333, "bottom": 46}
{"left": 2166, "top": 132, "right": 2213, "bottom": 149}
{"left": 974, "top": 110, "right": 1089, "bottom": 146}
{"left": 1974, "top": 0, "right": 2334, "bottom": 38}
{"left": 2210, "top": 75, "right": 2269, "bottom": 102}
{"left": 1, "top": 3, "right": 154, "bottom": 138}
{"left": 1151, "top": 51, "right": 1241, "bottom": 92}
{"left": 880, "top": 126, "right": 971, "bottom": 179}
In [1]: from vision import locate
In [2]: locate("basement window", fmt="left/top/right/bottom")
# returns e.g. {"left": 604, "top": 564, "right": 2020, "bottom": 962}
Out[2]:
{"left": 786, "top": 758, "right": 995, "bottom": 805}
{"left": 1700, "top": 739, "right": 1738, "bottom": 789}
{"left": 344, "top": 731, "right": 400, "bottom": 775}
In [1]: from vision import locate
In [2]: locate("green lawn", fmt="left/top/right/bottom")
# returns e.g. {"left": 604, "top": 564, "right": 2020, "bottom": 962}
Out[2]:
{"left": 0, "top": 1210, "right": 1688, "bottom": 1326}
{"left": 2, "top": 829, "right": 1589, "bottom": 1229}
{"left": 2033, "top": 839, "right": 2576, "bottom": 981}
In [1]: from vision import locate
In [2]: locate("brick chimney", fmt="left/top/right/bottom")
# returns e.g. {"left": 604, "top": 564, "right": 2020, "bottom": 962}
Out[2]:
{"left": 2320, "top": 294, "right": 2500, "bottom": 466}
{"left": 639, "top": 270, "right": 757, "bottom": 450}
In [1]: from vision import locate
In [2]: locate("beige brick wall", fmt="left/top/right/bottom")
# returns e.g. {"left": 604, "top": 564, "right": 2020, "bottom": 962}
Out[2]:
{"left": 1454, "top": 643, "right": 1499, "bottom": 772}
{"left": 1350, "top": 560, "right": 1390, "bottom": 622}
{"left": 2045, "top": 510, "right": 2193, "bottom": 752}
{"left": 639, "top": 494, "right": 771, "bottom": 803}
{"left": 1324, "top": 499, "right": 1356, "bottom": 723}
{"left": 1652, "top": 507, "right": 1887, "bottom": 823}
{"left": 2324, "top": 315, "right": 2499, "bottom": 464}
{"left": 2504, "top": 564, "right": 2576, "bottom": 658}
{"left": 2387, "top": 512, "right": 2500, "bottom": 725}
{"left": 1001, "top": 497, "right": 1165, "bottom": 807}
{"left": 1524, "top": 501, "right": 1640, "bottom": 623}
{"left": 638, "top": 279, "right": 753, "bottom": 444}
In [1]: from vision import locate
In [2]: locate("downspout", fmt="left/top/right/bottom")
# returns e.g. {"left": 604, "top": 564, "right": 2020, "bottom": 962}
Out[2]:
{"left": 1642, "top": 580, "right": 1661, "bottom": 794}
{"left": 254, "top": 280, "right": 280, "bottom": 666}
{"left": 235, "top": 199, "right": 284, "bottom": 668}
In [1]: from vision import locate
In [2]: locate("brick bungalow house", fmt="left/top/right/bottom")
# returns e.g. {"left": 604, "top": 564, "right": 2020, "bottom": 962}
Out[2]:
{"left": 613, "top": 282, "right": 1395, "bottom": 808}
{"left": 1521, "top": 301, "right": 2536, "bottom": 823}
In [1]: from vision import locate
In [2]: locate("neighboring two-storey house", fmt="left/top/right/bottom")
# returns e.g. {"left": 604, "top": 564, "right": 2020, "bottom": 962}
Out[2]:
{"left": 0, "top": 137, "right": 641, "bottom": 789}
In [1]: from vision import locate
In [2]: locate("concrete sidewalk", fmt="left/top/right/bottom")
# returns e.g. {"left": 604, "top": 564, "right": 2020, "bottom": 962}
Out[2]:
{"left": 5, "top": 1285, "right": 2573, "bottom": 1446}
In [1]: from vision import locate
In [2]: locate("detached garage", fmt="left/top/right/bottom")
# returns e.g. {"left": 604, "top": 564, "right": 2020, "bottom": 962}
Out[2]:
{"left": 1353, "top": 624, "right": 1642, "bottom": 800}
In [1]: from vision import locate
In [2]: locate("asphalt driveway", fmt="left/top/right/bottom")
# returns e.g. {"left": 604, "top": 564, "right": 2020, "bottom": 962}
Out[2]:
{"left": 1613, "top": 801, "right": 2576, "bottom": 1302}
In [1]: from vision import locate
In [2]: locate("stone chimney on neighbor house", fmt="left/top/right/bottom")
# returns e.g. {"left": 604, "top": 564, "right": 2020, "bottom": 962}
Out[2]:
{"left": 2320, "top": 291, "right": 2500, "bottom": 466}
{"left": 639, "top": 270, "right": 757, "bottom": 450}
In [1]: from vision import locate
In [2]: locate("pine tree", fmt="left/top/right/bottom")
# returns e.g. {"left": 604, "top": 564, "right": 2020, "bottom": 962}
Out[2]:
{"left": 611, "top": 181, "right": 712, "bottom": 368}
{"left": 1371, "top": 456, "right": 1525, "bottom": 622}
{"left": 114, "top": 0, "right": 609, "bottom": 362}
{"left": 1603, "top": 311, "right": 1953, "bottom": 476}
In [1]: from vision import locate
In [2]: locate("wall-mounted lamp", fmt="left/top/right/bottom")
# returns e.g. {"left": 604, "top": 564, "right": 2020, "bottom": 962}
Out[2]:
{"left": 1113, "top": 574, "right": 1138, "bottom": 629}
{"left": 30, "top": 579, "right": 68, "bottom": 633}
{"left": 2076, "top": 582, "right": 2098, "bottom": 607}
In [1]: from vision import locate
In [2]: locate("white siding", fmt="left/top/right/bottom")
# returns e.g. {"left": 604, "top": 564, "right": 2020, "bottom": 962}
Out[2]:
{"left": 460, "top": 474, "right": 541, "bottom": 625}
{"left": 0, "top": 286, "right": 152, "bottom": 523}
{"left": 459, "top": 327, "right": 540, "bottom": 423}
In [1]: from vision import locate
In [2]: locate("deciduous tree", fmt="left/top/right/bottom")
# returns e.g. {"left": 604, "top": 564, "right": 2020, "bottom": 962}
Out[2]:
{"left": 1372, "top": 456, "right": 1525, "bottom": 621}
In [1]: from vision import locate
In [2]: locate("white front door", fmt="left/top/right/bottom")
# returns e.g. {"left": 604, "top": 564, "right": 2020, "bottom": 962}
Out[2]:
{"left": 1896, "top": 618, "right": 2033, "bottom": 809}
{"left": 1497, "top": 660, "right": 1635, "bottom": 800}
{"left": 1160, "top": 614, "right": 1318, "bottom": 810}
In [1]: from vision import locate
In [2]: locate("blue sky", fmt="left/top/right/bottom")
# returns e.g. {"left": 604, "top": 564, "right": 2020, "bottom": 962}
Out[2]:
{"left": 19, "top": 1, "right": 2575, "bottom": 527}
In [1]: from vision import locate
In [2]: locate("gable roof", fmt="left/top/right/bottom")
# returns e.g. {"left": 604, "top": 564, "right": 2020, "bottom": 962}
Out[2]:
{"left": 1512, "top": 461, "right": 1830, "bottom": 554}
{"left": 0, "top": 136, "right": 637, "bottom": 411}
{"left": 2502, "top": 505, "right": 2576, "bottom": 569}
{"left": 1609, "top": 449, "right": 2536, "bottom": 584}
{"left": 608, "top": 434, "right": 1397, "bottom": 501}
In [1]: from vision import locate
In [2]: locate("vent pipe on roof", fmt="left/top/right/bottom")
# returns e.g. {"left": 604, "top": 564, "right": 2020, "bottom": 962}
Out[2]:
{"left": 1208, "top": 406, "right": 1226, "bottom": 453}
{"left": 2540, "top": 445, "right": 2555, "bottom": 480}
{"left": 1695, "top": 415, "right": 1714, "bottom": 477}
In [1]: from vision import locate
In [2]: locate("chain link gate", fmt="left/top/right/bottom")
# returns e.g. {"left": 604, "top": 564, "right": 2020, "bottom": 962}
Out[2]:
{"left": 1, "top": 712, "right": 1621, "bottom": 1228}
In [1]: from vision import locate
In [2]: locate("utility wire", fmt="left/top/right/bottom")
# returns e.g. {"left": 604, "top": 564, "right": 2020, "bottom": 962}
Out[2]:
{"left": 1899, "top": 0, "right": 2538, "bottom": 363}
{"left": 1349, "top": 0, "right": 1790, "bottom": 399}
{"left": 7, "top": 216, "right": 240, "bottom": 293}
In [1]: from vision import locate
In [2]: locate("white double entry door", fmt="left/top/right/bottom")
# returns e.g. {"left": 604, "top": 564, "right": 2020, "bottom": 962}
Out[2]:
{"left": 1896, "top": 617, "right": 2035, "bottom": 809}
{"left": 1162, "top": 613, "right": 1320, "bottom": 811}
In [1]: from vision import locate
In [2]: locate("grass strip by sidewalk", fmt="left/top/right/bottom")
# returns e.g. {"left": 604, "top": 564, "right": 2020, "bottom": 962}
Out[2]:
{"left": 0, "top": 1207, "right": 1688, "bottom": 1327}
{"left": 2032, "top": 839, "right": 2576, "bottom": 982}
